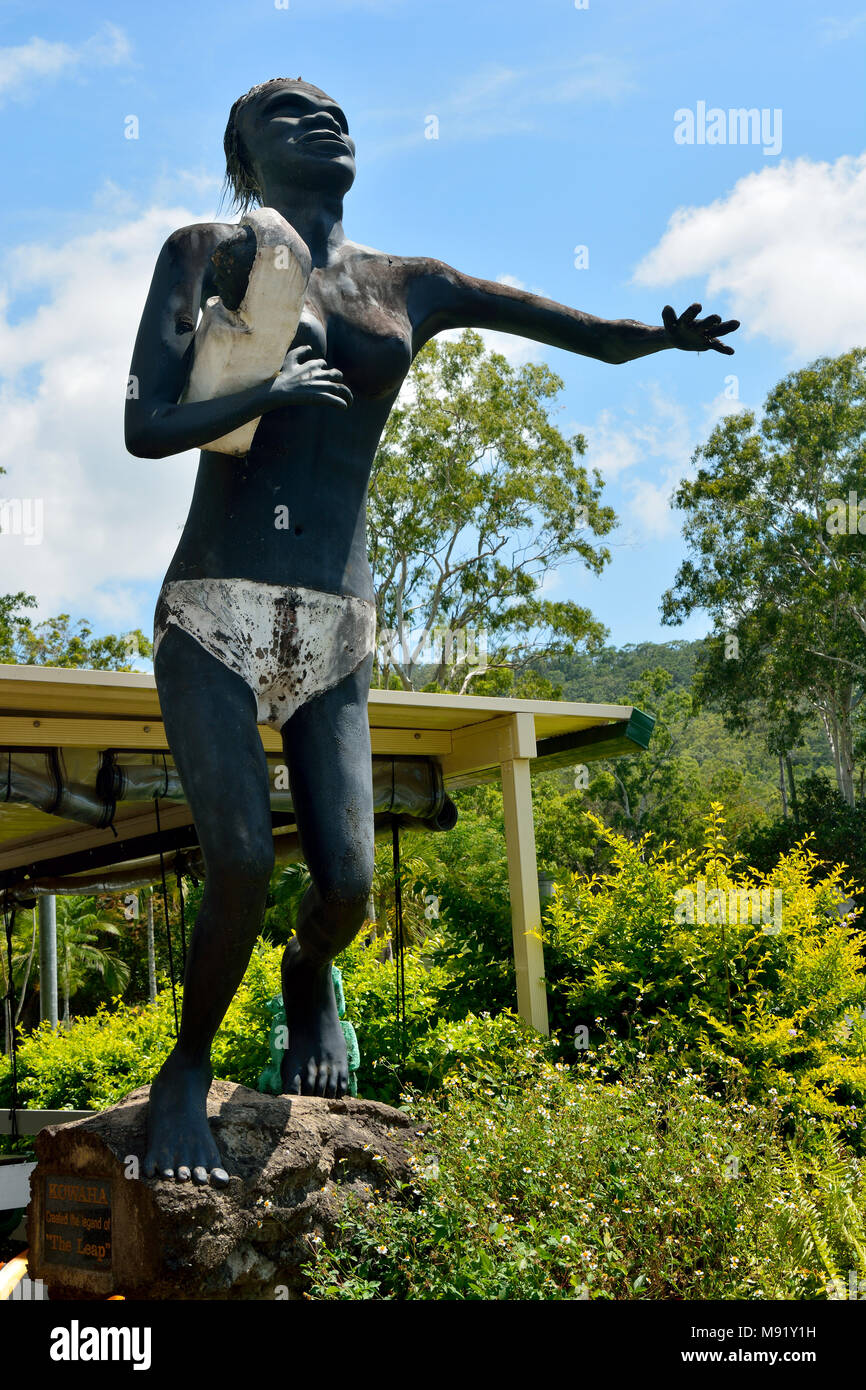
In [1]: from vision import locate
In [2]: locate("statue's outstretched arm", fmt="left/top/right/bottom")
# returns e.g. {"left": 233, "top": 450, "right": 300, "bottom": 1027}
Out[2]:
{"left": 406, "top": 258, "right": 738, "bottom": 365}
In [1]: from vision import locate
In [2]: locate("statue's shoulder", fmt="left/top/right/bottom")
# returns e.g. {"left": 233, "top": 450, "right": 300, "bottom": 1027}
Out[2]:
{"left": 336, "top": 242, "right": 452, "bottom": 289}
{"left": 342, "top": 243, "right": 446, "bottom": 272}
{"left": 160, "top": 220, "right": 241, "bottom": 267}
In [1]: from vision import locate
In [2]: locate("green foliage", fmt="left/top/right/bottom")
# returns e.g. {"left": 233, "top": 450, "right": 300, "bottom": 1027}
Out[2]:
{"left": 543, "top": 807, "right": 866, "bottom": 1142}
{"left": 662, "top": 348, "right": 866, "bottom": 807}
{"left": 0, "top": 591, "right": 151, "bottom": 670}
{"left": 410, "top": 785, "right": 516, "bottom": 1018}
{"left": 0, "top": 944, "right": 283, "bottom": 1111}
{"left": 53, "top": 897, "right": 131, "bottom": 1021}
{"left": 740, "top": 773, "right": 866, "bottom": 899}
{"left": 304, "top": 1042, "right": 866, "bottom": 1301}
{"left": 210, "top": 941, "right": 283, "bottom": 1087}
{"left": 367, "top": 329, "right": 615, "bottom": 693}
{"left": 335, "top": 932, "right": 452, "bottom": 1103}
{"left": 2, "top": 993, "right": 177, "bottom": 1112}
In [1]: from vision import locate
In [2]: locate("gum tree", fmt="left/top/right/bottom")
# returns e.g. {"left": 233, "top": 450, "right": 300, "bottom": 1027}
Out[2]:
{"left": 662, "top": 349, "right": 866, "bottom": 806}
{"left": 367, "top": 330, "right": 616, "bottom": 693}
{"left": 0, "top": 591, "right": 150, "bottom": 668}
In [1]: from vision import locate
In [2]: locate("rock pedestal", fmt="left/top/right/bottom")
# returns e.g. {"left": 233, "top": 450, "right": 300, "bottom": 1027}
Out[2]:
{"left": 28, "top": 1080, "right": 425, "bottom": 1300}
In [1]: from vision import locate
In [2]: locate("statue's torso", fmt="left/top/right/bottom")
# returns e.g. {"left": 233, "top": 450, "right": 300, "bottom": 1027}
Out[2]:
{"left": 165, "top": 236, "right": 416, "bottom": 601}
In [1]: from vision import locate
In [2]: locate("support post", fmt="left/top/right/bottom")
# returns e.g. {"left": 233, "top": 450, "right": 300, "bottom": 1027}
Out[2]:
{"left": 38, "top": 893, "right": 58, "bottom": 1028}
{"left": 500, "top": 714, "right": 549, "bottom": 1035}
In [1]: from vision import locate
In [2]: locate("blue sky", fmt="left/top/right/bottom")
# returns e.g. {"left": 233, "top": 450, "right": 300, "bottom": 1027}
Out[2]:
{"left": 0, "top": 0, "right": 863, "bottom": 662}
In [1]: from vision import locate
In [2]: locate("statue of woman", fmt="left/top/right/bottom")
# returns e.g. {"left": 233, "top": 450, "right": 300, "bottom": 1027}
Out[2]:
{"left": 126, "top": 77, "right": 738, "bottom": 1185}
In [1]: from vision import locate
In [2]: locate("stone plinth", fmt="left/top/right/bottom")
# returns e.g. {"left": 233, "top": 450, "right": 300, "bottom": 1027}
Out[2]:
{"left": 28, "top": 1080, "right": 425, "bottom": 1300}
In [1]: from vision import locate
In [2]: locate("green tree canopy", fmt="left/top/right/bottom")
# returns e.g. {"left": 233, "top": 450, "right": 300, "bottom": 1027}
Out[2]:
{"left": 662, "top": 348, "right": 866, "bottom": 805}
{"left": 0, "top": 590, "right": 150, "bottom": 669}
{"left": 367, "top": 330, "right": 616, "bottom": 694}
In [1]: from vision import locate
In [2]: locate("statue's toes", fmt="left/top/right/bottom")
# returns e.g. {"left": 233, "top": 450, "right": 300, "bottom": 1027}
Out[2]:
{"left": 144, "top": 1138, "right": 175, "bottom": 1179}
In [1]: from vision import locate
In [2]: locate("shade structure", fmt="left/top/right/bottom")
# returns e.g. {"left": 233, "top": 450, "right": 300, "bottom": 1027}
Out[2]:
{"left": 0, "top": 663, "right": 655, "bottom": 1034}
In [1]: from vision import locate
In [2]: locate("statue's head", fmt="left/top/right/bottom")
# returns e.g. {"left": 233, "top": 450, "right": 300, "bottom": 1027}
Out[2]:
{"left": 224, "top": 77, "right": 356, "bottom": 211}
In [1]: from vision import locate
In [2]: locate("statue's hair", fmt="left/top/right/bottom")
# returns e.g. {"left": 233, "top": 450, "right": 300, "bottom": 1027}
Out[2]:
{"left": 222, "top": 77, "right": 333, "bottom": 214}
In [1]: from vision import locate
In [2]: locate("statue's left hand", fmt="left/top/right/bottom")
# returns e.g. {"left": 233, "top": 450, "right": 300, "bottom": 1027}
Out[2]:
{"left": 661, "top": 303, "right": 740, "bottom": 355}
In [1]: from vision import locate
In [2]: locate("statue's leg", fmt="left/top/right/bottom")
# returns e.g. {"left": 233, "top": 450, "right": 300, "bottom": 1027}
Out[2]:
{"left": 279, "top": 655, "right": 374, "bottom": 1098}
{"left": 144, "top": 624, "right": 275, "bottom": 1183}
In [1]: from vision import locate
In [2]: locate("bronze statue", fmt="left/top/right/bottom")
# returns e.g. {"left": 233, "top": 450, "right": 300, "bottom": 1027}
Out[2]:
{"left": 125, "top": 77, "right": 739, "bottom": 1185}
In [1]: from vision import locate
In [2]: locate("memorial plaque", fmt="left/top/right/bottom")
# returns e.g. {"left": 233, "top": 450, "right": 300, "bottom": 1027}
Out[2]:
{"left": 42, "top": 1174, "right": 112, "bottom": 1270}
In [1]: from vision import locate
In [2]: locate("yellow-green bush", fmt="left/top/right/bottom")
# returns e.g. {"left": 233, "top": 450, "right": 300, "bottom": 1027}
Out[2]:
{"left": 544, "top": 806, "right": 866, "bottom": 1143}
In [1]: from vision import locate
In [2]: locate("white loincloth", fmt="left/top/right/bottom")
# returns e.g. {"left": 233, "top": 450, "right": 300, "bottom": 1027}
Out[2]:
{"left": 154, "top": 578, "right": 376, "bottom": 730}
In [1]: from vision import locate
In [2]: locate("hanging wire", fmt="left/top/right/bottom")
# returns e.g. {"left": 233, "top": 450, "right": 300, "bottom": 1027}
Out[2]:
{"left": 153, "top": 793, "right": 179, "bottom": 1037}
{"left": 391, "top": 817, "right": 406, "bottom": 1054}
{"left": 175, "top": 856, "right": 188, "bottom": 970}
{"left": 3, "top": 889, "right": 19, "bottom": 1141}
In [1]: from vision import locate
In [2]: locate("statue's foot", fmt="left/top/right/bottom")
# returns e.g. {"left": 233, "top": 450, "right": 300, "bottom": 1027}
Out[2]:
{"left": 144, "top": 1051, "right": 229, "bottom": 1186}
{"left": 280, "top": 938, "right": 349, "bottom": 1098}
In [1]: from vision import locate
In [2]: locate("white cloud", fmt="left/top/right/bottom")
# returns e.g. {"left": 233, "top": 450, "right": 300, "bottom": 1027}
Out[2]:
{"left": 363, "top": 54, "right": 635, "bottom": 156}
{"left": 576, "top": 382, "right": 748, "bottom": 543}
{"left": 441, "top": 54, "right": 636, "bottom": 132}
{"left": 0, "top": 24, "right": 130, "bottom": 100}
{"left": 819, "top": 12, "right": 866, "bottom": 41}
{"left": 0, "top": 202, "right": 208, "bottom": 629}
{"left": 633, "top": 154, "right": 866, "bottom": 360}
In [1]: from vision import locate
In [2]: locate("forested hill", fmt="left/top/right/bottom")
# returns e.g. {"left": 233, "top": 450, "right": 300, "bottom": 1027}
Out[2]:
{"left": 536, "top": 637, "right": 834, "bottom": 797}
{"left": 542, "top": 639, "right": 705, "bottom": 704}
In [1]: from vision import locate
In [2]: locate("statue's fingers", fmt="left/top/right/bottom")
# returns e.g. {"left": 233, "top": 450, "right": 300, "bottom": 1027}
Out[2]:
{"left": 680, "top": 303, "right": 702, "bottom": 325}
{"left": 331, "top": 381, "right": 354, "bottom": 401}
{"left": 312, "top": 380, "right": 353, "bottom": 403}
{"left": 662, "top": 305, "right": 678, "bottom": 331}
{"left": 709, "top": 339, "right": 735, "bottom": 355}
{"left": 714, "top": 320, "right": 740, "bottom": 336}
{"left": 701, "top": 314, "right": 722, "bottom": 328}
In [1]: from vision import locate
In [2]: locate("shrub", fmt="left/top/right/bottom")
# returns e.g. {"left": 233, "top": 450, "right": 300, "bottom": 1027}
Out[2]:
{"left": 0, "top": 941, "right": 283, "bottom": 1112}
{"left": 543, "top": 807, "right": 866, "bottom": 1145}
{"left": 304, "top": 1041, "right": 866, "bottom": 1301}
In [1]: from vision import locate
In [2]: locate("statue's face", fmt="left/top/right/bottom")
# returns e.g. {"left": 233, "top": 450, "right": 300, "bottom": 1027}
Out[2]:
{"left": 236, "top": 82, "right": 356, "bottom": 197}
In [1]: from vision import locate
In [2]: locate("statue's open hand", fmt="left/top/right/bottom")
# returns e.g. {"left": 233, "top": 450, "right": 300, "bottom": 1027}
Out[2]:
{"left": 661, "top": 303, "right": 740, "bottom": 356}
{"left": 269, "top": 345, "right": 353, "bottom": 409}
